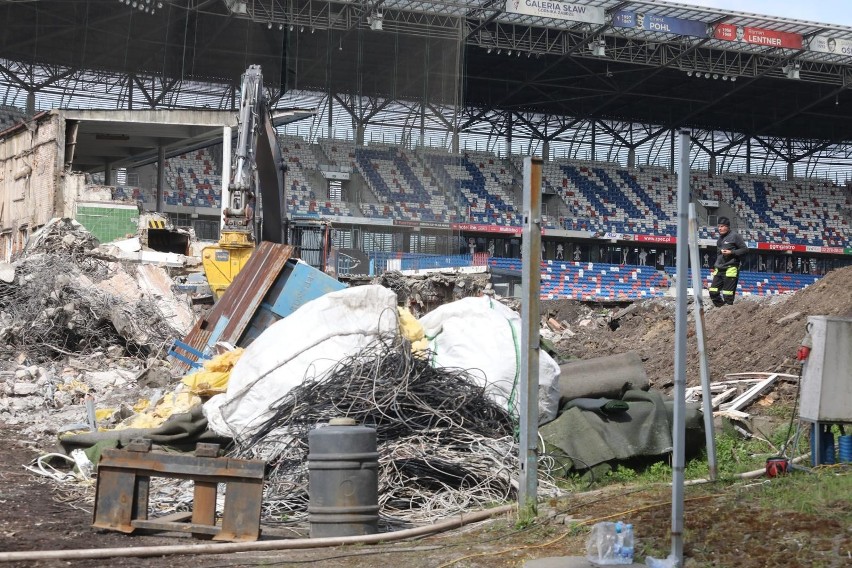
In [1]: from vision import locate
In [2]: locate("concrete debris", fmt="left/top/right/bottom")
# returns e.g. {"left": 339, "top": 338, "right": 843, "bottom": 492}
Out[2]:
{"left": 0, "top": 217, "right": 195, "bottom": 365}
{"left": 93, "top": 243, "right": 199, "bottom": 268}
{"left": 547, "top": 318, "right": 566, "bottom": 332}
{"left": 26, "top": 218, "right": 100, "bottom": 255}
{"left": 374, "top": 269, "right": 492, "bottom": 317}
{"left": 0, "top": 262, "right": 15, "bottom": 283}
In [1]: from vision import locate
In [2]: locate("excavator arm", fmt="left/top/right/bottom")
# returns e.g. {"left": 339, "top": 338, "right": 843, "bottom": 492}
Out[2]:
{"left": 203, "top": 65, "right": 288, "bottom": 299}
{"left": 223, "top": 65, "right": 286, "bottom": 243}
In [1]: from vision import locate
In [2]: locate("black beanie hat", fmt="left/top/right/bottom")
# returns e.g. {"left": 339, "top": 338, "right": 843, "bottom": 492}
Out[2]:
{"left": 718, "top": 217, "right": 730, "bottom": 226}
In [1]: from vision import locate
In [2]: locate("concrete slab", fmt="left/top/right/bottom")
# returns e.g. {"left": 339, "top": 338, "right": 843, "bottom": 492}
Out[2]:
{"left": 524, "top": 557, "right": 645, "bottom": 568}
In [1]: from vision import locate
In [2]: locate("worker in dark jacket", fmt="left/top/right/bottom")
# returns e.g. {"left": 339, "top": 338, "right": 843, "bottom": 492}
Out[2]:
{"left": 709, "top": 217, "right": 748, "bottom": 306}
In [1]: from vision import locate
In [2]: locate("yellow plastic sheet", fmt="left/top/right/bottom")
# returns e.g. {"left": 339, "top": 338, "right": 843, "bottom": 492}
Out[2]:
{"left": 398, "top": 307, "right": 428, "bottom": 351}
{"left": 116, "top": 391, "right": 201, "bottom": 430}
{"left": 181, "top": 348, "right": 245, "bottom": 395}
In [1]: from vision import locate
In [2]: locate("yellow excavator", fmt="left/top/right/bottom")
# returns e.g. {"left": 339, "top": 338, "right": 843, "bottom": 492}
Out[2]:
{"left": 202, "top": 66, "right": 289, "bottom": 299}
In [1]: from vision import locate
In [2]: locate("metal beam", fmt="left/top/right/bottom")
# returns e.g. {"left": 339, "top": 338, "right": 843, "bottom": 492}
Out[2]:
{"left": 635, "top": 51, "right": 805, "bottom": 147}
{"left": 461, "top": 25, "right": 612, "bottom": 130}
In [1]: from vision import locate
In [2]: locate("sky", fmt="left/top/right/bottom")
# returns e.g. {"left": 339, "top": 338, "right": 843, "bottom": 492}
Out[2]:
{"left": 665, "top": 1, "right": 852, "bottom": 28}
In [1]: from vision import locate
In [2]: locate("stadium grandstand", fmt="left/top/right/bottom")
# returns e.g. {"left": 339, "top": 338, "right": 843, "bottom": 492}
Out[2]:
{"left": 0, "top": 0, "right": 850, "bottom": 301}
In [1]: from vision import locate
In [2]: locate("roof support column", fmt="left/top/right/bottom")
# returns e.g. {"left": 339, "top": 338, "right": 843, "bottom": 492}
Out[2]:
{"left": 627, "top": 147, "right": 636, "bottom": 169}
{"left": 156, "top": 145, "right": 166, "bottom": 213}
{"left": 542, "top": 139, "right": 550, "bottom": 162}
{"left": 506, "top": 113, "right": 513, "bottom": 157}
{"left": 328, "top": 93, "right": 333, "bottom": 138}
{"left": 451, "top": 128, "right": 459, "bottom": 154}
{"left": 104, "top": 160, "right": 112, "bottom": 186}
{"left": 670, "top": 130, "right": 675, "bottom": 172}
{"left": 709, "top": 155, "right": 717, "bottom": 177}
{"left": 746, "top": 138, "right": 751, "bottom": 174}
{"left": 25, "top": 90, "right": 35, "bottom": 116}
{"left": 591, "top": 123, "right": 596, "bottom": 162}
{"left": 786, "top": 138, "right": 794, "bottom": 181}
{"left": 420, "top": 103, "right": 426, "bottom": 147}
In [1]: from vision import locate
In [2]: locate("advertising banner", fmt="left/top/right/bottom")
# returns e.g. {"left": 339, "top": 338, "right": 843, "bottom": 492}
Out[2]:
{"left": 393, "top": 219, "right": 451, "bottom": 230}
{"left": 612, "top": 10, "right": 709, "bottom": 38}
{"left": 754, "top": 243, "right": 845, "bottom": 254}
{"left": 635, "top": 234, "right": 676, "bottom": 244}
{"left": 505, "top": 1, "right": 606, "bottom": 25}
{"left": 452, "top": 223, "right": 522, "bottom": 234}
{"left": 809, "top": 35, "right": 852, "bottom": 56}
{"left": 714, "top": 24, "right": 803, "bottom": 49}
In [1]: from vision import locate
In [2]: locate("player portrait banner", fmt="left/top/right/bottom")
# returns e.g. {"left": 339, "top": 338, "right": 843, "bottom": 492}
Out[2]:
{"left": 713, "top": 23, "right": 803, "bottom": 49}
{"left": 612, "top": 10, "right": 709, "bottom": 38}
{"left": 505, "top": 1, "right": 606, "bottom": 25}
{"left": 809, "top": 35, "right": 852, "bottom": 56}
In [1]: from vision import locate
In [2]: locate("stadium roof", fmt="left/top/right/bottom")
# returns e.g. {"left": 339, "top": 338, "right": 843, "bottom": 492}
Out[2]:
{"left": 3, "top": 1, "right": 852, "bottom": 143}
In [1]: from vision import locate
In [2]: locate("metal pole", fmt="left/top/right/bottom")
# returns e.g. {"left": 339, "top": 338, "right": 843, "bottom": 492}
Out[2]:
{"left": 156, "top": 146, "right": 166, "bottom": 214}
{"left": 688, "top": 203, "right": 718, "bottom": 480}
{"left": 519, "top": 156, "right": 542, "bottom": 515}
{"left": 671, "top": 130, "right": 690, "bottom": 566}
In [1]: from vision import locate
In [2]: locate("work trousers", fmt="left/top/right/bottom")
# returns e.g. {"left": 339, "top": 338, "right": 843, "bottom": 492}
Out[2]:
{"left": 709, "top": 266, "right": 739, "bottom": 306}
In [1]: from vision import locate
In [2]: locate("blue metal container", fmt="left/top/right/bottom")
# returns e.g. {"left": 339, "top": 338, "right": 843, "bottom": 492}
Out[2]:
{"left": 839, "top": 435, "right": 852, "bottom": 463}
{"left": 308, "top": 418, "right": 379, "bottom": 538}
{"left": 241, "top": 259, "right": 346, "bottom": 344}
{"left": 810, "top": 425, "right": 836, "bottom": 466}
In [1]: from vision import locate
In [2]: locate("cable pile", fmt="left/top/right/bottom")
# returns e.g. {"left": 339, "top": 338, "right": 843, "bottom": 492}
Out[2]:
{"left": 233, "top": 334, "right": 555, "bottom": 525}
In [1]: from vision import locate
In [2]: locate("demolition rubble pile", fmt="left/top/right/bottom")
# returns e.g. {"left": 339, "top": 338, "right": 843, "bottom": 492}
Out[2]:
{"left": 0, "top": 218, "right": 195, "bottom": 433}
{"left": 0, "top": 219, "right": 191, "bottom": 363}
{"left": 374, "top": 269, "right": 492, "bottom": 317}
{"left": 196, "top": 285, "right": 562, "bottom": 525}
{"left": 544, "top": 264, "right": 852, "bottom": 389}
{"left": 235, "top": 334, "right": 537, "bottom": 525}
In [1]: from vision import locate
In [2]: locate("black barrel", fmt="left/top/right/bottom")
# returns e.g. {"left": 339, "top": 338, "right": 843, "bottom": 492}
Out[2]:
{"left": 307, "top": 417, "right": 379, "bottom": 538}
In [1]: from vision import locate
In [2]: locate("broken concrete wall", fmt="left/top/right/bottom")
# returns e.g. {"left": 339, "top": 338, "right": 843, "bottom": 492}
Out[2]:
{"left": 61, "top": 172, "right": 86, "bottom": 218}
{"left": 0, "top": 113, "right": 64, "bottom": 261}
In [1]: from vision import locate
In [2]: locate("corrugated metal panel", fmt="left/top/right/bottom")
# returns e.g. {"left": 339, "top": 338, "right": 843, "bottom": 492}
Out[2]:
{"left": 172, "top": 241, "right": 294, "bottom": 373}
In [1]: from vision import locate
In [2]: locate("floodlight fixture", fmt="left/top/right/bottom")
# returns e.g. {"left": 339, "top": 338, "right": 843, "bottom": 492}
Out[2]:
{"left": 369, "top": 10, "right": 384, "bottom": 30}
{"left": 782, "top": 62, "right": 801, "bottom": 80}
{"left": 588, "top": 39, "right": 606, "bottom": 57}
{"left": 686, "top": 70, "right": 693, "bottom": 77}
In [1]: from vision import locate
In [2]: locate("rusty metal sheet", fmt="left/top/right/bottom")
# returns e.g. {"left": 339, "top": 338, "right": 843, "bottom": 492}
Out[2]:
{"left": 172, "top": 241, "right": 294, "bottom": 373}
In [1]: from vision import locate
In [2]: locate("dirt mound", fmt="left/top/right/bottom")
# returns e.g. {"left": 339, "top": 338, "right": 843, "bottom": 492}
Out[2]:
{"left": 547, "top": 265, "right": 852, "bottom": 389}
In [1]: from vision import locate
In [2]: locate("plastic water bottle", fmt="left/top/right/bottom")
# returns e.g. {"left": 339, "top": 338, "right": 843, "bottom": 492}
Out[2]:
{"left": 615, "top": 522, "right": 634, "bottom": 564}
{"left": 586, "top": 521, "right": 634, "bottom": 565}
